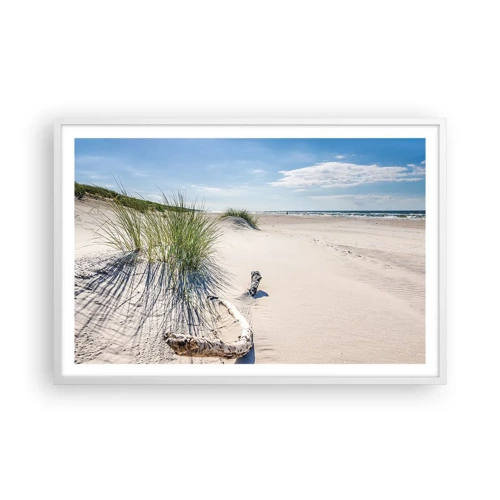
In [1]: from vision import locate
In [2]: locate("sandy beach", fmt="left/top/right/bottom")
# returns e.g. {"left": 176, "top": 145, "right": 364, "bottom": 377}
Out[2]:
{"left": 75, "top": 199, "right": 425, "bottom": 364}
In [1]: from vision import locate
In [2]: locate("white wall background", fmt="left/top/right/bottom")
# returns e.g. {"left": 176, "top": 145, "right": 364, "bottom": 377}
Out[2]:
{"left": 2, "top": 1, "right": 499, "bottom": 499}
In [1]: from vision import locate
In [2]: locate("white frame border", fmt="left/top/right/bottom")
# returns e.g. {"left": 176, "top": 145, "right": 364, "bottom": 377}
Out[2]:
{"left": 54, "top": 118, "right": 446, "bottom": 384}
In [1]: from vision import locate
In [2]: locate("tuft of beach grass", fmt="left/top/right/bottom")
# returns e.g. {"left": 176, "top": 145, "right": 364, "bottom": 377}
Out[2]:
{"left": 96, "top": 198, "right": 144, "bottom": 253}
{"left": 219, "top": 208, "right": 259, "bottom": 229}
{"left": 91, "top": 188, "right": 228, "bottom": 335}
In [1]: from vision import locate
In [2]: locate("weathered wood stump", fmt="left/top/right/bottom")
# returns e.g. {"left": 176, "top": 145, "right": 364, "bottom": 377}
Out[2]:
{"left": 249, "top": 270, "right": 262, "bottom": 297}
{"left": 165, "top": 296, "right": 253, "bottom": 359}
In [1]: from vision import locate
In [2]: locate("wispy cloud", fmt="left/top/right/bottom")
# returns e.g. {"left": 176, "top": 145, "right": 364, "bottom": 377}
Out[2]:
{"left": 192, "top": 185, "right": 222, "bottom": 193}
{"left": 75, "top": 154, "right": 151, "bottom": 178}
{"left": 250, "top": 169, "right": 266, "bottom": 174}
{"left": 190, "top": 185, "right": 241, "bottom": 196}
{"left": 270, "top": 162, "right": 425, "bottom": 189}
{"left": 81, "top": 172, "right": 110, "bottom": 181}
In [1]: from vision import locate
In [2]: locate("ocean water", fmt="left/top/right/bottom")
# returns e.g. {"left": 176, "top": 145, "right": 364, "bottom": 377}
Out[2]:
{"left": 256, "top": 210, "right": 425, "bottom": 219}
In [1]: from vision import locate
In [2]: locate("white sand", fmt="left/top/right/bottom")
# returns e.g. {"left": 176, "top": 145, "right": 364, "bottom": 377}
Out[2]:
{"left": 74, "top": 199, "right": 425, "bottom": 364}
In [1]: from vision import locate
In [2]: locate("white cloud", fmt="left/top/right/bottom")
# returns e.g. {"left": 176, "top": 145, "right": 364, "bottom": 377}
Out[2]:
{"left": 83, "top": 172, "right": 110, "bottom": 181}
{"left": 421, "top": 160, "right": 426, "bottom": 165}
{"left": 411, "top": 166, "right": 426, "bottom": 176}
{"left": 76, "top": 154, "right": 151, "bottom": 178}
{"left": 407, "top": 163, "right": 416, "bottom": 167}
{"left": 335, "top": 155, "right": 345, "bottom": 159}
{"left": 294, "top": 188, "right": 307, "bottom": 192}
{"left": 270, "top": 161, "right": 425, "bottom": 189}
{"left": 198, "top": 186, "right": 222, "bottom": 192}
{"left": 191, "top": 185, "right": 241, "bottom": 196}
{"left": 250, "top": 169, "right": 266, "bottom": 174}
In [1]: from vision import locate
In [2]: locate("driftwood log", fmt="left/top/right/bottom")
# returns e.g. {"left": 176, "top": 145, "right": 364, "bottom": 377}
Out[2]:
{"left": 165, "top": 296, "right": 253, "bottom": 359}
{"left": 248, "top": 270, "right": 262, "bottom": 297}
{"left": 165, "top": 271, "right": 262, "bottom": 359}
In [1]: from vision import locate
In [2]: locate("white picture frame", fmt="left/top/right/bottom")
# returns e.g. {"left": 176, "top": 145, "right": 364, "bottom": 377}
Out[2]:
{"left": 55, "top": 118, "right": 446, "bottom": 384}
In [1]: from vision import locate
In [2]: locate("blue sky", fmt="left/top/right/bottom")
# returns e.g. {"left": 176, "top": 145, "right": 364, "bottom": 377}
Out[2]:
{"left": 75, "top": 138, "right": 425, "bottom": 211}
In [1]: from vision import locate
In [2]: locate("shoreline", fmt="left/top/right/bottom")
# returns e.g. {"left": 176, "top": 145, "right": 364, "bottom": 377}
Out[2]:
{"left": 211, "top": 211, "right": 426, "bottom": 221}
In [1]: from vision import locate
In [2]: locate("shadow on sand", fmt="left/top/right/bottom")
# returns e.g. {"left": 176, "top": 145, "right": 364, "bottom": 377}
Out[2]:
{"left": 75, "top": 251, "right": 230, "bottom": 340}
{"left": 233, "top": 290, "right": 268, "bottom": 364}
{"left": 235, "top": 345, "right": 255, "bottom": 364}
{"left": 75, "top": 252, "right": 270, "bottom": 366}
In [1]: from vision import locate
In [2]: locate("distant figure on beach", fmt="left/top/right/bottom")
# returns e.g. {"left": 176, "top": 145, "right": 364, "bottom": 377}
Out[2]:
{"left": 286, "top": 211, "right": 288, "bottom": 215}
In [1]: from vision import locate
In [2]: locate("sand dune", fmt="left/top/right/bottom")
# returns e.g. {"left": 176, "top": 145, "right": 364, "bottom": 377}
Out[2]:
{"left": 74, "top": 199, "right": 425, "bottom": 364}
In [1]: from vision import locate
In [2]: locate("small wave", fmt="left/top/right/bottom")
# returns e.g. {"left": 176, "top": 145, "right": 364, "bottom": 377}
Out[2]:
{"left": 256, "top": 210, "right": 425, "bottom": 219}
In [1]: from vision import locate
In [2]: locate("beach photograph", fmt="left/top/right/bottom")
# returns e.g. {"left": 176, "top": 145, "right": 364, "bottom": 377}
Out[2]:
{"left": 74, "top": 137, "right": 426, "bottom": 365}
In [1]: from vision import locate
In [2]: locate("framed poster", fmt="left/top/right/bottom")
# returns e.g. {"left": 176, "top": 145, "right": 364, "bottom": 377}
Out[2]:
{"left": 54, "top": 118, "right": 446, "bottom": 384}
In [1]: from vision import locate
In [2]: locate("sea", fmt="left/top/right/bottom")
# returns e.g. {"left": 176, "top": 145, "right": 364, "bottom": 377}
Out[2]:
{"left": 255, "top": 210, "right": 425, "bottom": 219}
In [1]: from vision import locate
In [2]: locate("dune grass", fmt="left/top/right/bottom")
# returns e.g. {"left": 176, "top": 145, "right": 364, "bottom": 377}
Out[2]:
{"left": 95, "top": 190, "right": 221, "bottom": 265}
{"left": 219, "top": 208, "right": 259, "bottom": 229}
{"left": 91, "top": 189, "right": 227, "bottom": 333}
{"left": 75, "top": 182, "right": 183, "bottom": 213}
{"left": 97, "top": 198, "right": 144, "bottom": 253}
{"left": 142, "top": 192, "right": 222, "bottom": 266}
{"left": 151, "top": 192, "right": 226, "bottom": 329}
